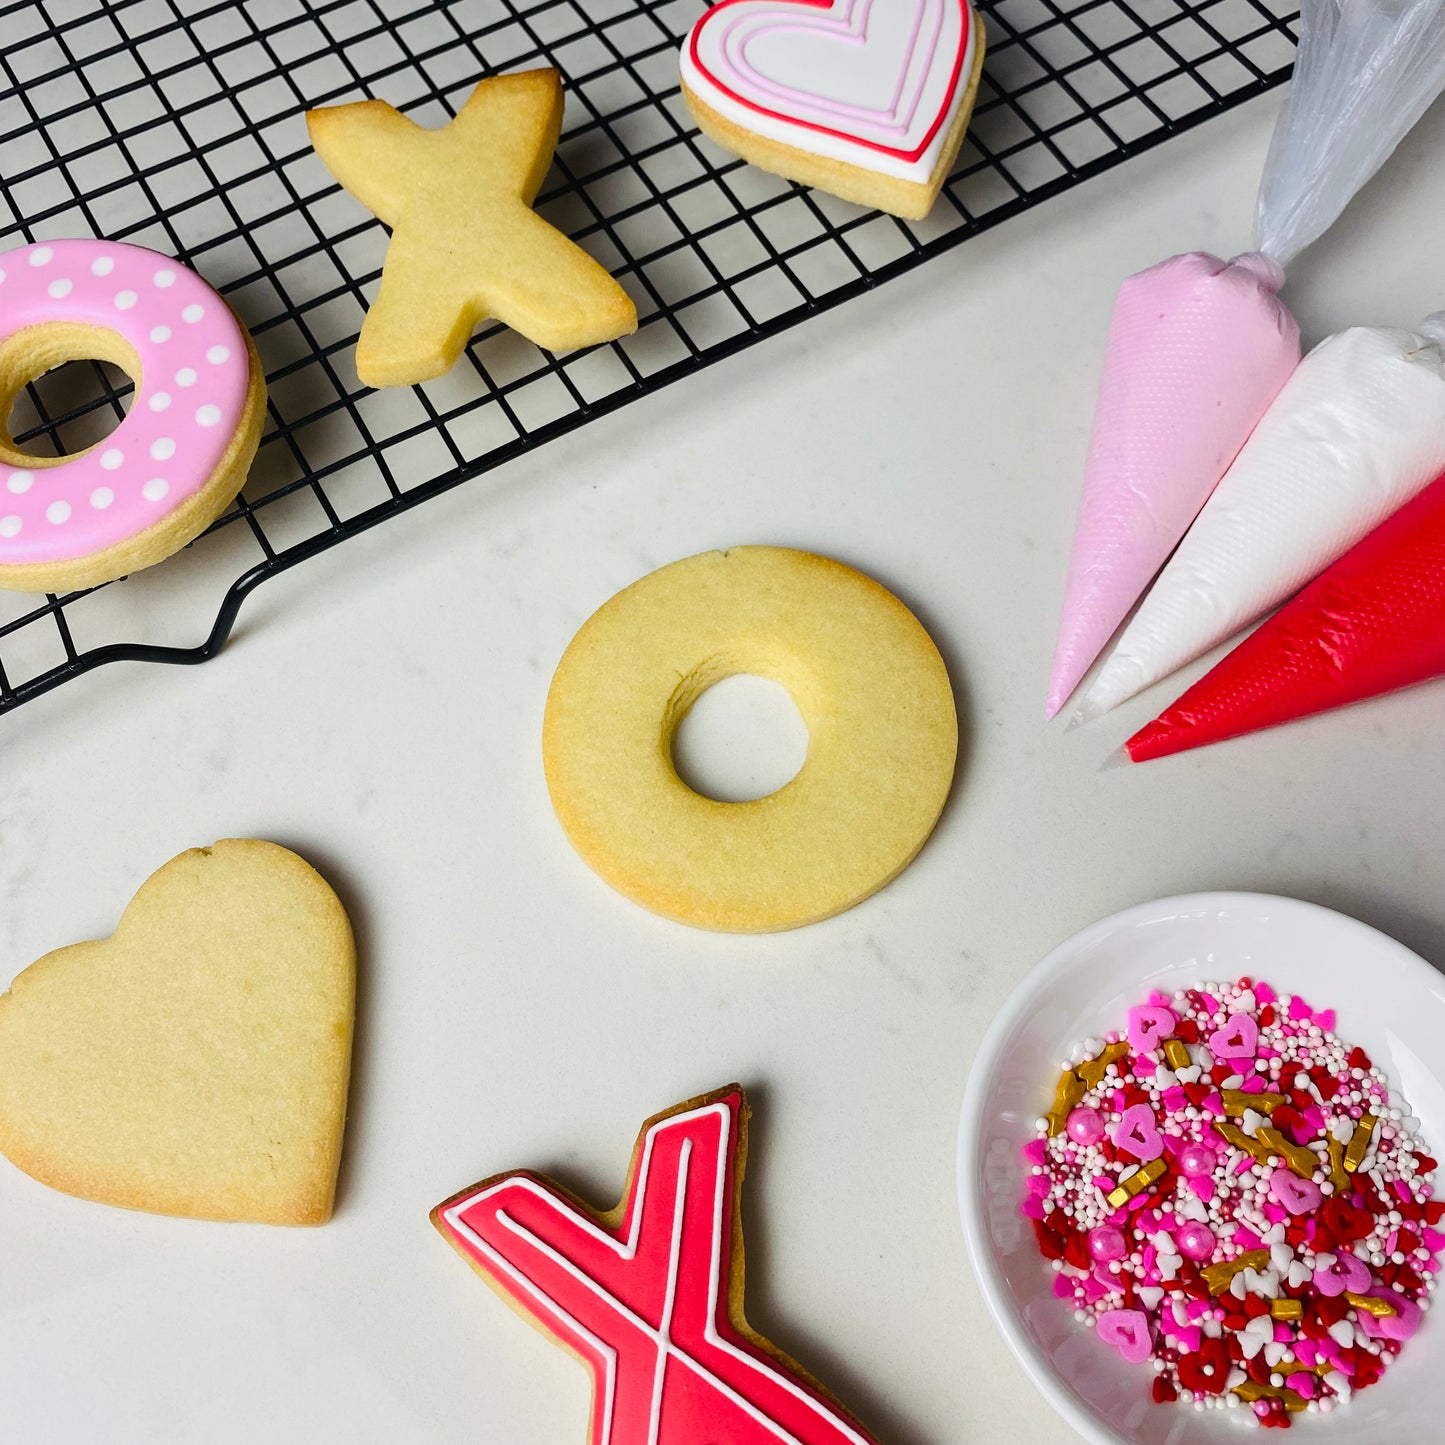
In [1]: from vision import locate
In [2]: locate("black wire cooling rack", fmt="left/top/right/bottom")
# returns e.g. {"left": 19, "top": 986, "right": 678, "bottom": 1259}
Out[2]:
{"left": 0, "top": 0, "right": 1299, "bottom": 714}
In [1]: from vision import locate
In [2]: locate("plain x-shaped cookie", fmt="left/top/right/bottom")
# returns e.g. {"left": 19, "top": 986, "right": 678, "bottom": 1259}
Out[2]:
{"left": 308, "top": 69, "right": 636, "bottom": 387}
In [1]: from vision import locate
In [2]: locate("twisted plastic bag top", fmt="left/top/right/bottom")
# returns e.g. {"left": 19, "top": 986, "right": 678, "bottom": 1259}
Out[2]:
{"left": 1254, "top": 0, "right": 1445, "bottom": 268}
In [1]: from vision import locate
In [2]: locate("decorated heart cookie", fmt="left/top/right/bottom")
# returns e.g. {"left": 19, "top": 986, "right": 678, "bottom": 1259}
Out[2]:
{"left": 433, "top": 1085, "right": 881, "bottom": 1445}
{"left": 0, "top": 840, "right": 355, "bottom": 1225}
{"left": 680, "top": 0, "right": 985, "bottom": 219}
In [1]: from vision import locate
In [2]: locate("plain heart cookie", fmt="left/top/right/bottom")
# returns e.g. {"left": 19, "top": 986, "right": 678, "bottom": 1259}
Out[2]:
{"left": 680, "top": 0, "right": 986, "bottom": 219}
{"left": 0, "top": 840, "right": 355, "bottom": 1225}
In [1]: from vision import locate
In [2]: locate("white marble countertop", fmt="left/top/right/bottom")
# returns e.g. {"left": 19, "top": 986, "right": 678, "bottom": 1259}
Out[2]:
{"left": 4, "top": 84, "right": 1445, "bottom": 1445}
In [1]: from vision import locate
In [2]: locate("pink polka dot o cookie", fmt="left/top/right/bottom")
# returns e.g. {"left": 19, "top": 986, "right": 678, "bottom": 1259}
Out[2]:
{"left": 0, "top": 239, "right": 266, "bottom": 592}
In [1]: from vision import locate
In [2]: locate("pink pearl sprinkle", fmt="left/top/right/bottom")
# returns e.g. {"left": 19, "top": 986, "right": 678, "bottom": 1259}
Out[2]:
{"left": 1175, "top": 1222, "right": 1216, "bottom": 1260}
{"left": 1066, "top": 1105, "right": 1104, "bottom": 1145}
{"left": 1179, "top": 1142, "right": 1217, "bottom": 1178}
{"left": 1089, "top": 1224, "right": 1126, "bottom": 1262}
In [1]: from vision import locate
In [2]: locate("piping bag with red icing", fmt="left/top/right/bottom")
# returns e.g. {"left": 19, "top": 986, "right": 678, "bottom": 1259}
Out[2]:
{"left": 1125, "top": 469, "right": 1445, "bottom": 761}
{"left": 1045, "top": 0, "right": 1445, "bottom": 720}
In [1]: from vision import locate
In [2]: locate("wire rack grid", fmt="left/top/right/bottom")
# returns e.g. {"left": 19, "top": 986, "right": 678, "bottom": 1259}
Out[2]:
{"left": 0, "top": 0, "right": 1300, "bottom": 714}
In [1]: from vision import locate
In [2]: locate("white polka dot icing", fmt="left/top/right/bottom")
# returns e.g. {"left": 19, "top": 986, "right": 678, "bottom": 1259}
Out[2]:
{"left": 0, "top": 239, "right": 248, "bottom": 566}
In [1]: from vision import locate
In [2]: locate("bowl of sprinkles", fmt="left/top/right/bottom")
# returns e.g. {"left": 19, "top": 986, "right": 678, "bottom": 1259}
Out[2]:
{"left": 959, "top": 894, "right": 1445, "bottom": 1444}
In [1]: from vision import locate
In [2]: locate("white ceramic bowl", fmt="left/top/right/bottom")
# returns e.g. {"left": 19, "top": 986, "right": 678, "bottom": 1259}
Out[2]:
{"left": 958, "top": 893, "right": 1445, "bottom": 1444}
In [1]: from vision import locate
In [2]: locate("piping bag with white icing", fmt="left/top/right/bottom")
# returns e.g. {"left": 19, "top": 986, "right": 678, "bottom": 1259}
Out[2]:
{"left": 1082, "top": 315, "right": 1445, "bottom": 717}
{"left": 1046, "top": 0, "right": 1445, "bottom": 719}
{"left": 1124, "top": 468, "right": 1445, "bottom": 761}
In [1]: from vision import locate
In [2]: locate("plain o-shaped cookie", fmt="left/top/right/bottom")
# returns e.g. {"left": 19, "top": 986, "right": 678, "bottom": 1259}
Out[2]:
{"left": 543, "top": 547, "right": 958, "bottom": 932}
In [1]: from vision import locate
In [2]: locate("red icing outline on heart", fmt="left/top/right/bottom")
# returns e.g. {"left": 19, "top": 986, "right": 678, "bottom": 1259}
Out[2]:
{"left": 687, "top": 0, "right": 974, "bottom": 164}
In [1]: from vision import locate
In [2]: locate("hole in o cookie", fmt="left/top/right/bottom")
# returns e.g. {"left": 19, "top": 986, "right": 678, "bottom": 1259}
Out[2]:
{"left": 672, "top": 674, "right": 808, "bottom": 803}
{"left": 6, "top": 359, "right": 133, "bottom": 457}
{"left": 0, "top": 324, "right": 137, "bottom": 462}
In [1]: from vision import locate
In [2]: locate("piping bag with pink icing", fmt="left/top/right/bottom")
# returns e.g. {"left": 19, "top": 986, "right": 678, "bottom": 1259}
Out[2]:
{"left": 1081, "top": 314, "right": 1445, "bottom": 717}
{"left": 1046, "top": 0, "right": 1445, "bottom": 719}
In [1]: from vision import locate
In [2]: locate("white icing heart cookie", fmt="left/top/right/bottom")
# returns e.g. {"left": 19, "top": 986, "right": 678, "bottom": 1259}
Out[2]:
{"left": 680, "top": 0, "right": 985, "bottom": 219}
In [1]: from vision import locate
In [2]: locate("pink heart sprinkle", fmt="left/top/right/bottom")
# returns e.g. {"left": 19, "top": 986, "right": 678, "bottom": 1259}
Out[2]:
{"left": 1356, "top": 1288, "right": 1421, "bottom": 1342}
{"left": 1127, "top": 1004, "right": 1177, "bottom": 1054}
{"left": 1209, "top": 1012, "right": 1259, "bottom": 1060}
{"left": 1187, "top": 1176, "right": 1215, "bottom": 1203}
{"left": 1112, "top": 1104, "right": 1164, "bottom": 1162}
{"left": 1314, "top": 1009, "right": 1335, "bottom": 1032}
{"left": 1314, "top": 1252, "right": 1370, "bottom": 1297}
{"left": 1022, "top": 1137, "right": 1048, "bottom": 1165}
{"left": 1097, "top": 1309, "right": 1153, "bottom": 1364}
{"left": 1269, "top": 1168, "right": 1322, "bottom": 1216}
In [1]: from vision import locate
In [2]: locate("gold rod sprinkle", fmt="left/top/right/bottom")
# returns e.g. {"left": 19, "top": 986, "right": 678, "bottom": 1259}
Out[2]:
{"left": 1232, "top": 1382, "right": 1306, "bottom": 1412}
{"left": 1221, "top": 1089, "right": 1285, "bottom": 1116}
{"left": 1344, "top": 1114, "right": 1376, "bottom": 1173}
{"left": 1327, "top": 1137, "right": 1350, "bottom": 1192}
{"left": 1202, "top": 1248, "right": 1270, "bottom": 1295}
{"left": 1344, "top": 1292, "right": 1397, "bottom": 1318}
{"left": 1255, "top": 1126, "right": 1318, "bottom": 1179}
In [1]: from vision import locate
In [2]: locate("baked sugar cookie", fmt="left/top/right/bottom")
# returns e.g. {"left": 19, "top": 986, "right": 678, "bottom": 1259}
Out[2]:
{"left": 543, "top": 547, "right": 957, "bottom": 931}
{"left": 433, "top": 1085, "right": 882, "bottom": 1445}
{"left": 307, "top": 69, "right": 637, "bottom": 387}
{"left": 0, "top": 239, "right": 266, "bottom": 593}
{"left": 681, "top": 0, "right": 985, "bottom": 220}
{"left": 0, "top": 840, "right": 354, "bottom": 1225}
